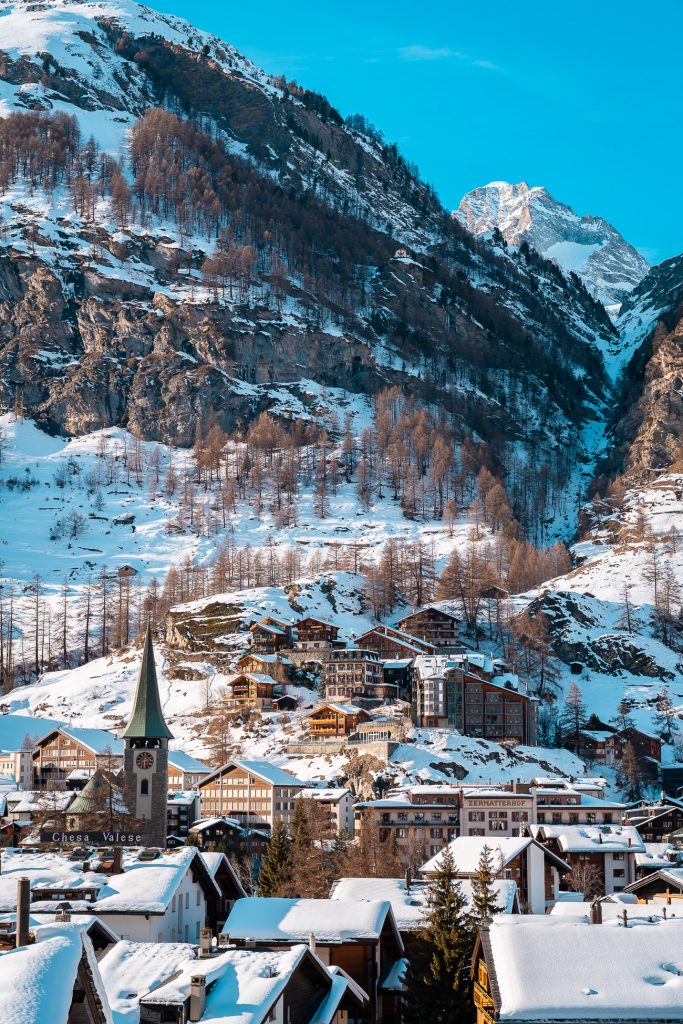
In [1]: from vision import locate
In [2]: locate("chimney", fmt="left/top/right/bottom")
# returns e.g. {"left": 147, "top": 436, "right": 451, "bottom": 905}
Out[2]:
{"left": 198, "top": 928, "right": 213, "bottom": 958}
{"left": 82, "top": 860, "right": 91, "bottom": 873}
{"left": 309, "top": 933, "right": 316, "bottom": 955}
{"left": 16, "top": 877, "right": 30, "bottom": 948}
{"left": 627, "top": 837, "right": 632, "bottom": 848}
{"left": 621, "top": 908, "right": 628, "bottom": 928}
{"left": 189, "top": 976, "right": 206, "bottom": 1022}
{"left": 598, "top": 833, "right": 603, "bottom": 844}
{"left": 589, "top": 898, "right": 602, "bottom": 925}
{"left": 56, "top": 905, "right": 71, "bottom": 923}
{"left": 112, "top": 846, "right": 123, "bottom": 875}
{"left": 405, "top": 868, "right": 412, "bottom": 893}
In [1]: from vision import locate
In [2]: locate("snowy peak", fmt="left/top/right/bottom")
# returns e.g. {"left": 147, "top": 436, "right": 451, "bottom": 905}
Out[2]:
{"left": 456, "top": 181, "right": 649, "bottom": 307}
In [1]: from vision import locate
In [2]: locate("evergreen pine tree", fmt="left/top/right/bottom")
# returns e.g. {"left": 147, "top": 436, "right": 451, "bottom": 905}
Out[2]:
{"left": 471, "top": 845, "right": 504, "bottom": 924}
{"left": 257, "top": 820, "right": 291, "bottom": 897}
{"left": 402, "top": 848, "right": 476, "bottom": 1023}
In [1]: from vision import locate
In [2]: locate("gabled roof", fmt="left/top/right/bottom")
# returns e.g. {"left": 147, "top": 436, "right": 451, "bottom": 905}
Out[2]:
{"left": 122, "top": 623, "right": 173, "bottom": 741}
{"left": 397, "top": 606, "right": 459, "bottom": 625}
{"left": 532, "top": 824, "right": 645, "bottom": 854}
{"left": 224, "top": 897, "right": 403, "bottom": 949}
{"left": 625, "top": 866, "right": 683, "bottom": 893}
{"left": 481, "top": 914, "right": 683, "bottom": 1020}
{"left": 167, "top": 750, "right": 210, "bottom": 774}
{"left": 307, "top": 702, "right": 366, "bottom": 717}
{"left": 34, "top": 726, "right": 123, "bottom": 757}
{"left": 421, "top": 835, "right": 569, "bottom": 875}
{"left": 199, "top": 759, "right": 305, "bottom": 789}
{"left": 0, "top": 925, "right": 111, "bottom": 1024}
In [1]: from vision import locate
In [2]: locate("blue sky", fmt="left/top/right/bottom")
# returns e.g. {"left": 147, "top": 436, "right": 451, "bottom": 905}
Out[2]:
{"left": 148, "top": 1, "right": 682, "bottom": 264}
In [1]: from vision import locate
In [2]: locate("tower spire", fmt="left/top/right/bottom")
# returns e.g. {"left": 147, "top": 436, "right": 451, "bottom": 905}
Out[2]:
{"left": 122, "top": 622, "right": 173, "bottom": 740}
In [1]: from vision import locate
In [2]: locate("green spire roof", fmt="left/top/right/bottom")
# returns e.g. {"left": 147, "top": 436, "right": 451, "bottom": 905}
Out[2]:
{"left": 122, "top": 623, "right": 173, "bottom": 740}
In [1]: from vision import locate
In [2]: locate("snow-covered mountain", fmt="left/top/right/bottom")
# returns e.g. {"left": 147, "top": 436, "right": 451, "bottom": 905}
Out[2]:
{"left": 456, "top": 181, "right": 649, "bottom": 308}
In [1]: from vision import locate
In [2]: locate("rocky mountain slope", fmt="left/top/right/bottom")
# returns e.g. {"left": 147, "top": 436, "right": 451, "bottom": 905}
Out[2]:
{"left": 0, "top": 0, "right": 614, "bottom": 505}
{"left": 456, "top": 181, "right": 649, "bottom": 310}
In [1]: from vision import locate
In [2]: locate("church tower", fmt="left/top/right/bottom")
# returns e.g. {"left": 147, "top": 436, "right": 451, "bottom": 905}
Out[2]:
{"left": 122, "top": 622, "right": 173, "bottom": 848}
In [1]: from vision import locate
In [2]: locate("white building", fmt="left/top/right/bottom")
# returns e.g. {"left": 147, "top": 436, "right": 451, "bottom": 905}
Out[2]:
{"left": 530, "top": 824, "right": 645, "bottom": 892}
{"left": 295, "top": 787, "right": 354, "bottom": 834}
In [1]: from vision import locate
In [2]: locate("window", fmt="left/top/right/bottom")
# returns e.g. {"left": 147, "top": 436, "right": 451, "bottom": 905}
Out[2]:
{"left": 613, "top": 852, "right": 624, "bottom": 861}
{"left": 468, "top": 812, "right": 485, "bottom": 822}
{"left": 612, "top": 868, "right": 625, "bottom": 878}
{"left": 511, "top": 811, "right": 528, "bottom": 822}
{"left": 430, "top": 828, "right": 443, "bottom": 839}
{"left": 140, "top": 779, "right": 149, "bottom": 796}
{"left": 552, "top": 812, "right": 562, "bottom": 824}
{"left": 185, "top": 893, "right": 189, "bottom": 909}
{"left": 586, "top": 813, "right": 596, "bottom": 824}
{"left": 490, "top": 821, "right": 508, "bottom": 831}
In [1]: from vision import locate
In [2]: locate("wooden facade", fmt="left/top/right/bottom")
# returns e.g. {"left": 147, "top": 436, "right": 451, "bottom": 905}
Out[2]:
{"left": 223, "top": 672, "right": 282, "bottom": 709}
{"left": 396, "top": 607, "right": 460, "bottom": 647}
{"left": 357, "top": 626, "right": 434, "bottom": 660}
{"left": 32, "top": 728, "right": 122, "bottom": 788}
{"left": 307, "top": 703, "right": 371, "bottom": 738}
{"left": 293, "top": 617, "right": 341, "bottom": 649}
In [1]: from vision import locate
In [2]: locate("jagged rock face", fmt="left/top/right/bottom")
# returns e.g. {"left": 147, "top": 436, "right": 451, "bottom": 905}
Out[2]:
{"left": 0, "top": 0, "right": 617, "bottom": 490}
{"left": 456, "top": 181, "right": 649, "bottom": 307}
{"left": 528, "top": 590, "right": 673, "bottom": 678}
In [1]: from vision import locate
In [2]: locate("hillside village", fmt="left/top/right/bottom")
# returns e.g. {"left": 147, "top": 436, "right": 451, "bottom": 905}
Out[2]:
{"left": 0, "top": 607, "right": 681, "bottom": 1023}
{"left": 1, "top": 1, "right": 683, "bottom": 1021}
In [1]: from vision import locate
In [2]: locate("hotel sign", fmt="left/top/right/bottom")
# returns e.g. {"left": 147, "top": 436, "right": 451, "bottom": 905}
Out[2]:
{"left": 40, "top": 829, "right": 144, "bottom": 846}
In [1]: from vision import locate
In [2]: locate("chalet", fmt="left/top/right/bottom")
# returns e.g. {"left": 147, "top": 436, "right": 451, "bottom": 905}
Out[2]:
{"left": 529, "top": 823, "right": 644, "bottom": 893}
{"left": 307, "top": 702, "right": 371, "bottom": 738}
{"left": 198, "top": 760, "right": 305, "bottom": 829}
{"left": 0, "top": 846, "right": 221, "bottom": 943}
{"left": 324, "top": 648, "right": 387, "bottom": 703}
{"left": 294, "top": 787, "right": 355, "bottom": 833}
{"left": 357, "top": 625, "right": 435, "bottom": 660}
{"left": 576, "top": 728, "right": 613, "bottom": 763}
{"left": 188, "top": 816, "right": 270, "bottom": 860}
{"left": 223, "top": 672, "right": 282, "bottom": 709}
{"left": 100, "top": 939, "right": 367, "bottom": 1024}
{"left": 249, "top": 617, "right": 292, "bottom": 653}
{"left": 421, "top": 835, "right": 569, "bottom": 914}
{"left": 471, "top": 914, "right": 683, "bottom": 1024}
{"left": 634, "top": 842, "right": 682, "bottom": 878}
{"left": 0, "top": 920, "right": 112, "bottom": 1024}
{"left": 167, "top": 790, "right": 201, "bottom": 841}
{"left": 223, "top": 896, "right": 404, "bottom": 1023}
{"left": 624, "top": 865, "right": 683, "bottom": 901}
{"left": 166, "top": 751, "right": 210, "bottom": 790}
{"left": 413, "top": 655, "right": 538, "bottom": 744}
{"left": 624, "top": 798, "right": 683, "bottom": 842}
{"left": 273, "top": 694, "right": 298, "bottom": 712}
{"left": 236, "top": 651, "right": 291, "bottom": 683}
{"left": 292, "top": 617, "right": 341, "bottom": 650}
{"left": 32, "top": 726, "right": 123, "bottom": 788}
{"left": 606, "top": 726, "right": 662, "bottom": 765}
{"left": 4, "top": 787, "right": 74, "bottom": 824}
{"left": 196, "top": 851, "right": 246, "bottom": 931}
{"left": 396, "top": 607, "right": 460, "bottom": 647}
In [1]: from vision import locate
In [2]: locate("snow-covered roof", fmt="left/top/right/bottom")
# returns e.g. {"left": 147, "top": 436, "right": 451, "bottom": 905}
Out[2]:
{"left": 627, "top": 867, "right": 683, "bottom": 893}
{"left": 330, "top": 876, "right": 518, "bottom": 930}
{"left": 36, "top": 725, "right": 123, "bottom": 756}
{"left": 635, "top": 844, "right": 681, "bottom": 869}
{"left": 0, "top": 714, "right": 64, "bottom": 753}
{"left": 421, "top": 836, "right": 534, "bottom": 875}
{"left": 297, "top": 788, "right": 350, "bottom": 803}
{"left": 483, "top": 914, "right": 683, "bottom": 1020}
{"left": 6, "top": 790, "right": 74, "bottom": 814}
{"left": 167, "top": 751, "right": 210, "bottom": 773}
{"left": 533, "top": 824, "right": 645, "bottom": 853}
{"left": 308, "top": 703, "right": 363, "bottom": 717}
{"left": 0, "top": 924, "right": 111, "bottom": 1024}
{"left": 224, "top": 897, "right": 401, "bottom": 947}
{"left": 0, "top": 847, "right": 219, "bottom": 915}
{"left": 234, "top": 761, "right": 305, "bottom": 787}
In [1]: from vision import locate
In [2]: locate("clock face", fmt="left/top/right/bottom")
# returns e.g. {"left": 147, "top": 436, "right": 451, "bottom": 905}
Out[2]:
{"left": 135, "top": 751, "right": 154, "bottom": 770}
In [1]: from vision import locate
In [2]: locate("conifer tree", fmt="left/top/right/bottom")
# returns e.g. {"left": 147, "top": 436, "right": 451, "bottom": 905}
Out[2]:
{"left": 257, "top": 820, "right": 291, "bottom": 897}
{"left": 403, "top": 847, "right": 475, "bottom": 1023}
{"left": 471, "top": 845, "right": 503, "bottom": 924}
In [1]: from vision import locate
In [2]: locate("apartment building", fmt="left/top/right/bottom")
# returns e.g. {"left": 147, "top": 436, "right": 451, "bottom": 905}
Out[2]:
{"left": 198, "top": 760, "right": 305, "bottom": 829}
{"left": 324, "top": 648, "right": 390, "bottom": 703}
